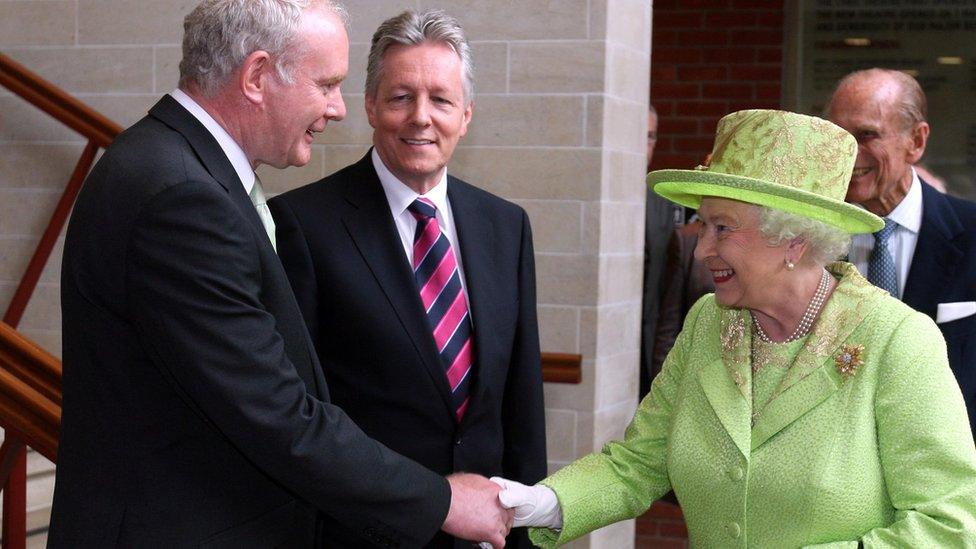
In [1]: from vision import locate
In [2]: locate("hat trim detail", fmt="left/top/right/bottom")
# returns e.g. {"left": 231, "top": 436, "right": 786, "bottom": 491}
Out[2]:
{"left": 649, "top": 169, "right": 883, "bottom": 234}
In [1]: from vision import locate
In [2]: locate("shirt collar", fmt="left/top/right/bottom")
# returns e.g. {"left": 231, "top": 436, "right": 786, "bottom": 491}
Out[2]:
{"left": 371, "top": 148, "right": 449, "bottom": 215}
{"left": 169, "top": 88, "right": 255, "bottom": 194}
{"left": 885, "top": 167, "right": 922, "bottom": 234}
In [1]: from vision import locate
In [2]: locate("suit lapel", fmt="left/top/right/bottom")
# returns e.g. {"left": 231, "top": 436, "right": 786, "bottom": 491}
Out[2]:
{"left": 339, "top": 157, "right": 456, "bottom": 417}
{"left": 448, "top": 180, "right": 497, "bottom": 418}
{"left": 903, "top": 181, "right": 964, "bottom": 317}
{"left": 699, "top": 309, "right": 752, "bottom": 459}
{"left": 750, "top": 263, "right": 882, "bottom": 449}
{"left": 698, "top": 356, "right": 752, "bottom": 460}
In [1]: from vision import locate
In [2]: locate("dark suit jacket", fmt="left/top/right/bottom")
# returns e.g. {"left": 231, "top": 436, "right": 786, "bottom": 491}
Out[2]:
{"left": 650, "top": 221, "right": 714, "bottom": 380}
{"left": 269, "top": 153, "right": 547, "bottom": 548}
{"left": 902, "top": 180, "right": 976, "bottom": 434}
{"left": 640, "top": 189, "right": 684, "bottom": 396}
{"left": 50, "top": 96, "right": 449, "bottom": 548}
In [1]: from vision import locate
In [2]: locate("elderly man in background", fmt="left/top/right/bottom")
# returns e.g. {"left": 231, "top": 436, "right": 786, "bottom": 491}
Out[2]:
{"left": 50, "top": 1, "right": 511, "bottom": 547}
{"left": 270, "top": 9, "right": 545, "bottom": 548}
{"left": 827, "top": 68, "right": 976, "bottom": 435}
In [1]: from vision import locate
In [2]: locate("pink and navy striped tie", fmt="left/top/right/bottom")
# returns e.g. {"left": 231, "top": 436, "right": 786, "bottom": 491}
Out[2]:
{"left": 408, "top": 197, "right": 473, "bottom": 421}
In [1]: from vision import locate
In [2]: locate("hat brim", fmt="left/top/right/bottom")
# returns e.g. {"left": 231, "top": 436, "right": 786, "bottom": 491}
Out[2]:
{"left": 647, "top": 169, "right": 883, "bottom": 234}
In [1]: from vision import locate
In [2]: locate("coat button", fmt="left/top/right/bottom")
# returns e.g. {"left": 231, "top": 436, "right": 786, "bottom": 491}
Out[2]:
{"left": 726, "top": 521, "right": 741, "bottom": 539}
{"left": 728, "top": 466, "right": 744, "bottom": 481}
{"left": 455, "top": 437, "right": 462, "bottom": 446}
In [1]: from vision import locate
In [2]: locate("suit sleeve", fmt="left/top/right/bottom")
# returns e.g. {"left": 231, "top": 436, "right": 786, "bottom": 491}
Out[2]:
{"left": 502, "top": 210, "right": 548, "bottom": 485}
{"left": 268, "top": 196, "right": 321, "bottom": 351}
{"left": 641, "top": 191, "right": 675, "bottom": 382}
{"left": 650, "top": 228, "right": 685, "bottom": 379}
{"left": 529, "top": 297, "right": 709, "bottom": 548}
{"left": 857, "top": 313, "right": 976, "bottom": 548}
{"left": 125, "top": 181, "right": 450, "bottom": 547}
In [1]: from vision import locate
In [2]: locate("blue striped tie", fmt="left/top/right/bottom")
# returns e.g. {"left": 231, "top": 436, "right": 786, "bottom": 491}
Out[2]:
{"left": 868, "top": 218, "right": 899, "bottom": 298}
{"left": 407, "top": 198, "right": 473, "bottom": 421}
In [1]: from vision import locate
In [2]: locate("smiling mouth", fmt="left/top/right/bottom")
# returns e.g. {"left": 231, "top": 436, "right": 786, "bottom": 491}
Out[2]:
{"left": 402, "top": 138, "right": 434, "bottom": 145}
{"left": 711, "top": 268, "right": 734, "bottom": 283}
{"left": 851, "top": 166, "right": 873, "bottom": 177}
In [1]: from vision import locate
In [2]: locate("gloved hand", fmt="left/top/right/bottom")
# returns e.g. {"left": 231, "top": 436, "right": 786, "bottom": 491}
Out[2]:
{"left": 490, "top": 477, "right": 563, "bottom": 529}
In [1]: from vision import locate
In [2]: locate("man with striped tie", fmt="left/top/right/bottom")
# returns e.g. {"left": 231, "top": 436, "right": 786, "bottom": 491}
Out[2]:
{"left": 270, "top": 9, "right": 546, "bottom": 548}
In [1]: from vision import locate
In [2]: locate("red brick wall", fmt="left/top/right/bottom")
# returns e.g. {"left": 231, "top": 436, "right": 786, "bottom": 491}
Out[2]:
{"left": 637, "top": 502, "right": 689, "bottom": 548}
{"left": 650, "top": 1, "right": 785, "bottom": 170}
{"left": 638, "top": 2, "right": 786, "bottom": 543}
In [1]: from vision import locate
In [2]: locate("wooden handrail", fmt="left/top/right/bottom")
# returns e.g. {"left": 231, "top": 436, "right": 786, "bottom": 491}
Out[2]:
{"left": 0, "top": 52, "right": 122, "bottom": 148}
{"left": 0, "top": 323, "right": 61, "bottom": 462}
{"left": 0, "top": 324, "right": 60, "bottom": 406}
{"left": 541, "top": 352, "right": 582, "bottom": 383}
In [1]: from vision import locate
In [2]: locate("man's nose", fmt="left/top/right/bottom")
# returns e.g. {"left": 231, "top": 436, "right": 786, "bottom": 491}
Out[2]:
{"left": 327, "top": 90, "right": 346, "bottom": 121}
{"left": 409, "top": 99, "right": 432, "bottom": 127}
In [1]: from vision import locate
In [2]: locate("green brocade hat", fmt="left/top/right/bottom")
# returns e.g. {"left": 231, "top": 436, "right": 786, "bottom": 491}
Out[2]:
{"left": 648, "top": 109, "right": 883, "bottom": 234}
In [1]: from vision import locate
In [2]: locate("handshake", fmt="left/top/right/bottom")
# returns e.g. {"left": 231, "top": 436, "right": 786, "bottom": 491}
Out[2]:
{"left": 443, "top": 473, "right": 562, "bottom": 548}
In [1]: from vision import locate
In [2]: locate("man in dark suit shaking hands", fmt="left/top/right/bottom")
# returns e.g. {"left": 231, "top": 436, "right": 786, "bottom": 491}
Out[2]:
{"left": 827, "top": 68, "right": 976, "bottom": 436}
{"left": 270, "top": 9, "right": 546, "bottom": 548}
{"left": 50, "top": 1, "right": 512, "bottom": 547}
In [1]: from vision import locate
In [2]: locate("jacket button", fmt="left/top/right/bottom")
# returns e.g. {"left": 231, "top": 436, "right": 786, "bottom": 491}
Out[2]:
{"left": 726, "top": 521, "right": 741, "bottom": 539}
{"left": 455, "top": 437, "right": 462, "bottom": 446}
{"left": 728, "top": 466, "right": 744, "bottom": 481}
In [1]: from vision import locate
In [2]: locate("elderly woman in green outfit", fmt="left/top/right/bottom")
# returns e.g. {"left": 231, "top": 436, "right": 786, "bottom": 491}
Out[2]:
{"left": 492, "top": 110, "right": 976, "bottom": 547}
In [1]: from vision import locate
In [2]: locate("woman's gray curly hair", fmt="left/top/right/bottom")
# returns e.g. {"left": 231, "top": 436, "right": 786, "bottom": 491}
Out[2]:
{"left": 757, "top": 207, "right": 851, "bottom": 266}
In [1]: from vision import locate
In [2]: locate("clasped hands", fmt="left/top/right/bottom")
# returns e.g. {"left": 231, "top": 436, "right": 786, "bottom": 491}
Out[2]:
{"left": 443, "top": 473, "right": 561, "bottom": 549}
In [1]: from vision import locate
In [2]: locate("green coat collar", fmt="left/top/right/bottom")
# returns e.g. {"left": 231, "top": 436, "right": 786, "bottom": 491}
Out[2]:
{"left": 699, "top": 262, "right": 889, "bottom": 456}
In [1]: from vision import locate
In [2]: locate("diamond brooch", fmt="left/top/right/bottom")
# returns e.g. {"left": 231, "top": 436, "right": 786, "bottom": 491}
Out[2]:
{"left": 834, "top": 344, "right": 865, "bottom": 381}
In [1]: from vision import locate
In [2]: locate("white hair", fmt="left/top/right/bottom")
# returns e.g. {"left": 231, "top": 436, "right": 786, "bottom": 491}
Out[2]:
{"left": 179, "top": 0, "right": 347, "bottom": 97}
{"left": 757, "top": 207, "right": 851, "bottom": 266}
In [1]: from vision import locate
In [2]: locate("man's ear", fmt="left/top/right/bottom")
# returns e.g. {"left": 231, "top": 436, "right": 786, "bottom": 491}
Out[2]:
{"left": 906, "top": 121, "right": 930, "bottom": 164}
{"left": 457, "top": 100, "right": 473, "bottom": 139}
{"left": 240, "top": 50, "right": 273, "bottom": 105}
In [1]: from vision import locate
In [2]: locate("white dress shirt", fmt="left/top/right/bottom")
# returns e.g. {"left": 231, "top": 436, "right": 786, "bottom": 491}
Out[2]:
{"left": 170, "top": 89, "right": 255, "bottom": 196}
{"left": 371, "top": 148, "right": 471, "bottom": 302}
{"left": 849, "top": 167, "right": 923, "bottom": 299}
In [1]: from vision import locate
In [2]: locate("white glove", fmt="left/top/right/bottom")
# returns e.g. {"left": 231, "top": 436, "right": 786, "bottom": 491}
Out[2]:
{"left": 490, "top": 477, "right": 563, "bottom": 529}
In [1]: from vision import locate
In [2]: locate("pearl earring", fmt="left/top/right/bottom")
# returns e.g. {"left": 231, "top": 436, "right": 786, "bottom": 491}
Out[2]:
{"left": 785, "top": 259, "right": 795, "bottom": 271}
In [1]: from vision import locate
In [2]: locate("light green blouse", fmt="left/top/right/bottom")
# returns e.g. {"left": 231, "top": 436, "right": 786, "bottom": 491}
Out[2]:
{"left": 532, "top": 263, "right": 976, "bottom": 548}
{"left": 751, "top": 335, "right": 806, "bottom": 427}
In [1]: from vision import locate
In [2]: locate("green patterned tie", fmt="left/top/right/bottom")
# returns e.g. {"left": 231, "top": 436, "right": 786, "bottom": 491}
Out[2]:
{"left": 249, "top": 176, "right": 276, "bottom": 252}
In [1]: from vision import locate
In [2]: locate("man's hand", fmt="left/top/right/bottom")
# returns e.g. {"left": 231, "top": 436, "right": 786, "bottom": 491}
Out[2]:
{"left": 442, "top": 473, "right": 514, "bottom": 548}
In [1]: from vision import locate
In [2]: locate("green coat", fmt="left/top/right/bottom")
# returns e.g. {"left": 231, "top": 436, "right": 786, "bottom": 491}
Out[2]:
{"left": 533, "top": 263, "right": 976, "bottom": 548}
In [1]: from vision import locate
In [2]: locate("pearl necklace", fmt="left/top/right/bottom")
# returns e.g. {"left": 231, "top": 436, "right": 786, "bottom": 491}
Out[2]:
{"left": 752, "top": 269, "right": 831, "bottom": 344}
